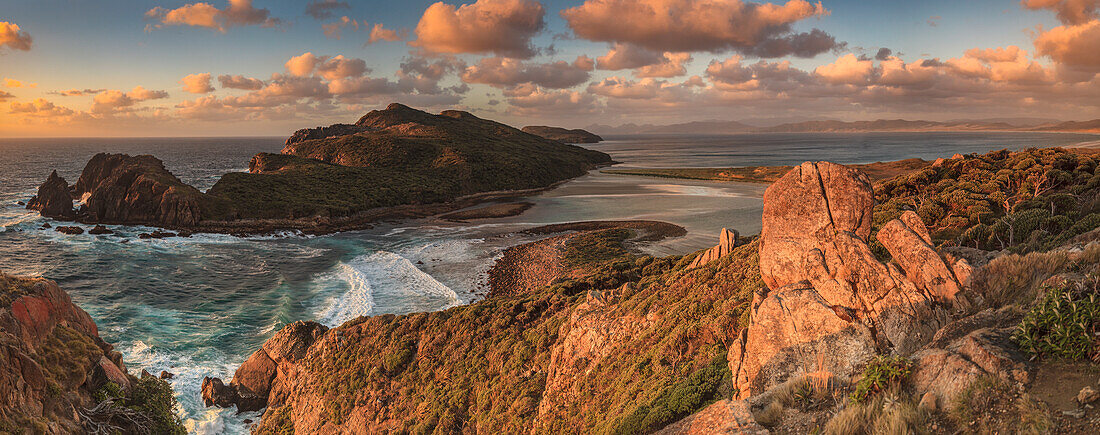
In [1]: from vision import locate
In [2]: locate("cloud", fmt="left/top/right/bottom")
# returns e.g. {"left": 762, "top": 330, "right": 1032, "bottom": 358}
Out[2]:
{"left": 306, "top": 0, "right": 351, "bottom": 20}
{"left": 0, "top": 22, "right": 33, "bottom": 51}
{"left": 4, "top": 78, "right": 35, "bottom": 88}
{"left": 503, "top": 83, "right": 599, "bottom": 114}
{"left": 637, "top": 53, "right": 693, "bottom": 78}
{"left": 322, "top": 16, "right": 359, "bottom": 39}
{"left": 145, "top": 0, "right": 282, "bottom": 33}
{"left": 0, "top": 90, "right": 13, "bottom": 101}
{"left": 181, "top": 73, "right": 216, "bottom": 93}
{"left": 874, "top": 48, "right": 893, "bottom": 61}
{"left": 814, "top": 53, "right": 875, "bottom": 84}
{"left": 461, "top": 56, "right": 592, "bottom": 88}
{"left": 596, "top": 43, "right": 665, "bottom": 70}
{"left": 283, "top": 52, "right": 374, "bottom": 81}
{"left": 10, "top": 98, "right": 75, "bottom": 117}
{"left": 561, "top": 0, "right": 839, "bottom": 57}
{"left": 1033, "top": 19, "right": 1100, "bottom": 70}
{"left": 927, "top": 16, "right": 941, "bottom": 27}
{"left": 218, "top": 74, "right": 265, "bottom": 90}
{"left": 1022, "top": 0, "right": 1100, "bottom": 25}
{"left": 368, "top": 23, "right": 406, "bottom": 44}
{"left": 411, "top": 0, "right": 546, "bottom": 58}
{"left": 92, "top": 86, "right": 169, "bottom": 114}
{"left": 51, "top": 88, "right": 107, "bottom": 97}
{"left": 947, "top": 46, "right": 1053, "bottom": 82}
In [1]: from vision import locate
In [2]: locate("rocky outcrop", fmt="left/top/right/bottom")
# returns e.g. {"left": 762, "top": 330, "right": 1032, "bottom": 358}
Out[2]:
{"left": 657, "top": 400, "right": 769, "bottom": 435}
{"left": 284, "top": 123, "right": 368, "bottom": 147}
{"left": 521, "top": 126, "right": 604, "bottom": 143}
{"left": 25, "top": 170, "right": 75, "bottom": 219}
{"left": 689, "top": 228, "right": 739, "bottom": 268}
{"left": 729, "top": 162, "right": 970, "bottom": 398}
{"left": 0, "top": 272, "right": 134, "bottom": 432}
{"left": 201, "top": 321, "right": 327, "bottom": 413}
{"left": 69, "top": 153, "right": 205, "bottom": 227}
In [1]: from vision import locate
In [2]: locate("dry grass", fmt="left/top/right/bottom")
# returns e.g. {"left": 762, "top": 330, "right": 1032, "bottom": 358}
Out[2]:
{"left": 968, "top": 250, "right": 1069, "bottom": 307}
{"left": 949, "top": 376, "right": 1051, "bottom": 434}
{"left": 822, "top": 389, "right": 927, "bottom": 435}
{"left": 754, "top": 400, "right": 784, "bottom": 427}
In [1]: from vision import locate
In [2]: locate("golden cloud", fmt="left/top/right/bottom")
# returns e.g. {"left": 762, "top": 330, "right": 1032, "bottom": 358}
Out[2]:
{"left": 411, "top": 0, "right": 546, "bottom": 58}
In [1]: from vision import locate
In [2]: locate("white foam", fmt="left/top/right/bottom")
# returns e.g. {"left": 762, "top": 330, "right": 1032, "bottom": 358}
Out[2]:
{"left": 119, "top": 340, "right": 260, "bottom": 435}
{"left": 314, "top": 251, "right": 461, "bottom": 327}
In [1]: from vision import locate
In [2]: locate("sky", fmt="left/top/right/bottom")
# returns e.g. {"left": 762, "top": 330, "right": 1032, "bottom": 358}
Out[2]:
{"left": 1, "top": 0, "right": 1099, "bottom": 137}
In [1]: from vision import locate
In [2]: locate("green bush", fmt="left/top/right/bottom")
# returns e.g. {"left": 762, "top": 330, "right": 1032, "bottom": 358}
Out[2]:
{"left": 850, "top": 355, "right": 912, "bottom": 403}
{"left": 611, "top": 352, "right": 732, "bottom": 435}
{"left": 1012, "top": 281, "right": 1100, "bottom": 361}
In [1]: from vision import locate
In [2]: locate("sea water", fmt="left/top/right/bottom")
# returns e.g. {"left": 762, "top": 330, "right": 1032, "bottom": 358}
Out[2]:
{"left": 0, "top": 132, "right": 1097, "bottom": 432}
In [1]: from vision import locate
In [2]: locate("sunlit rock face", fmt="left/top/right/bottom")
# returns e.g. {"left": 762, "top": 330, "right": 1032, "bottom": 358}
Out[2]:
{"left": 730, "top": 161, "right": 971, "bottom": 399}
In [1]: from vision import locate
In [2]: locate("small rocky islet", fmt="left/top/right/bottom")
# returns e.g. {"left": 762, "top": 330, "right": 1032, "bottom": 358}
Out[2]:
{"left": 14, "top": 104, "right": 1100, "bottom": 433}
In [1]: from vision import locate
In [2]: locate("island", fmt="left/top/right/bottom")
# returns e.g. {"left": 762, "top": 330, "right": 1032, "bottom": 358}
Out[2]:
{"left": 521, "top": 125, "right": 604, "bottom": 143}
{"left": 25, "top": 104, "right": 614, "bottom": 235}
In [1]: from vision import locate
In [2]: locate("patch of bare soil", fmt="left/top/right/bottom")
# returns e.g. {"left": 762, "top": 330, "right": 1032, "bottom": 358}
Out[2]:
{"left": 1030, "top": 362, "right": 1100, "bottom": 432}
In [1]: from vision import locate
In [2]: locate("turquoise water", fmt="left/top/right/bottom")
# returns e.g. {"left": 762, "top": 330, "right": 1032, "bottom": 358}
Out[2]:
{"left": 0, "top": 132, "right": 1097, "bottom": 432}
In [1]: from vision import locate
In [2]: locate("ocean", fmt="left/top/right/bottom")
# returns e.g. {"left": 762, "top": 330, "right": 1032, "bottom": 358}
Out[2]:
{"left": 1, "top": 131, "right": 1097, "bottom": 433}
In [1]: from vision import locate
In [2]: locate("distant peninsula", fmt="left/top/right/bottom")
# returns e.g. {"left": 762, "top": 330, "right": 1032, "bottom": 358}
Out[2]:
{"left": 588, "top": 117, "right": 1100, "bottom": 135}
{"left": 26, "top": 104, "right": 614, "bottom": 234}
{"left": 521, "top": 126, "right": 603, "bottom": 143}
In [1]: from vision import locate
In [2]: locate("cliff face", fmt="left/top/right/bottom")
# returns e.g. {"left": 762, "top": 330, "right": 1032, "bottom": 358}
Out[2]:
{"left": 0, "top": 272, "right": 183, "bottom": 434}
{"left": 520, "top": 126, "right": 604, "bottom": 144}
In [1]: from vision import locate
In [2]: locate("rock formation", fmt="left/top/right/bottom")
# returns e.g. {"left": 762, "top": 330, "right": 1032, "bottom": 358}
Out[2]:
{"left": 730, "top": 161, "right": 971, "bottom": 399}
{"left": 71, "top": 153, "right": 205, "bottom": 227}
{"left": 200, "top": 321, "right": 328, "bottom": 413}
{"left": 689, "top": 228, "right": 739, "bottom": 268}
{"left": 0, "top": 272, "right": 133, "bottom": 431}
{"left": 26, "top": 170, "right": 75, "bottom": 220}
{"left": 521, "top": 126, "right": 604, "bottom": 143}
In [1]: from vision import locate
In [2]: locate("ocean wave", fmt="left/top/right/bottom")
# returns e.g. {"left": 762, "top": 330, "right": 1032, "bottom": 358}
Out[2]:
{"left": 119, "top": 340, "right": 260, "bottom": 435}
{"left": 314, "top": 251, "right": 461, "bottom": 327}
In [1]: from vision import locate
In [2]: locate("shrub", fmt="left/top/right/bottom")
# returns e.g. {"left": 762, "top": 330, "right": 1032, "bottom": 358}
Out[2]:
{"left": 850, "top": 355, "right": 912, "bottom": 403}
{"left": 1012, "top": 280, "right": 1100, "bottom": 361}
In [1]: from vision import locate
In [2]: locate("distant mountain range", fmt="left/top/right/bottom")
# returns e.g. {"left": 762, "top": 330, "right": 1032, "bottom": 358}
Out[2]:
{"left": 586, "top": 117, "right": 1100, "bottom": 135}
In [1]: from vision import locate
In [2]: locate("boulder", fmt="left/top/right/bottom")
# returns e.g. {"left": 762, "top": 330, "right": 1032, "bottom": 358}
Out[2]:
{"left": 911, "top": 326, "right": 1031, "bottom": 405}
{"left": 88, "top": 225, "right": 112, "bottom": 235}
{"left": 202, "top": 377, "right": 238, "bottom": 408}
{"left": 26, "top": 170, "right": 75, "bottom": 219}
{"left": 730, "top": 162, "right": 970, "bottom": 398}
{"left": 262, "top": 321, "right": 328, "bottom": 364}
{"left": 1078, "top": 386, "right": 1099, "bottom": 404}
{"left": 758, "top": 162, "right": 874, "bottom": 289}
{"left": 54, "top": 226, "right": 84, "bottom": 235}
{"left": 689, "top": 228, "right": 739, "bottom": 268}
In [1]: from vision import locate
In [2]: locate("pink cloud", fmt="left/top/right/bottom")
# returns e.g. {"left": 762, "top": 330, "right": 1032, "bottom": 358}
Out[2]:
{"left": 637, "top": 53, "right": 693, "bottom": 78}
{"left": 561, "top": 0, "right": 839, "bottom": 57}
{"left": 1023, "top": 0, "right": 1100, "bottom": 25}
{"left": 1034, "top": 19, "right": 1100, "bottom": 70}
{"left": 181, "top": 73, "right": 216, "bottom": 94}
{"left": 368, "top": 23, "right": 407, "bottom": 44}
{"left": 322, "top": 16, "right": 359, "bottom": 39}
{"left": 145, "top": 0, "right": 282, "bottom": 33}
{"left": 0, "top": 22, "right": 33, "bottom": 51}
{"left": 596, "top": 43, "right": 665, "bottom": 70}
{"left": 814, "top": 53, "right": 875, "bottom": 84}
{"left": 461, "top": 56, "right": 592, "bottom": 89}
{"left": 218, "top": 74, "right": 265, "bottom": 90}
{"left": 411, "top": 0, "right": 546, "bottom": 58}
{"left": 91, "top": 86, "right": 169, "bottom": 114}
{"left": 10, "top": 98, "right": 75, "bottom": 118}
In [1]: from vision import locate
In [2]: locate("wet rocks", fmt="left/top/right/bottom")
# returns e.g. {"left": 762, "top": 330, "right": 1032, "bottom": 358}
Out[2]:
{"left": 25, "top": 170, "right": 75, "bottom": 219}
{"left": 689, "top": 228, "right": 739, "bottom": 268}
{"left": 88, "top": 225, "right": 112, "bottom": 235}
{"left": 139, "top": 231, "right": 176, "bottom": 239}
{"left": 54, "top": 226, "right": 84, "bottom": 235}
{"left": 202, "top": 321, "right": 329, "bottom": 413}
